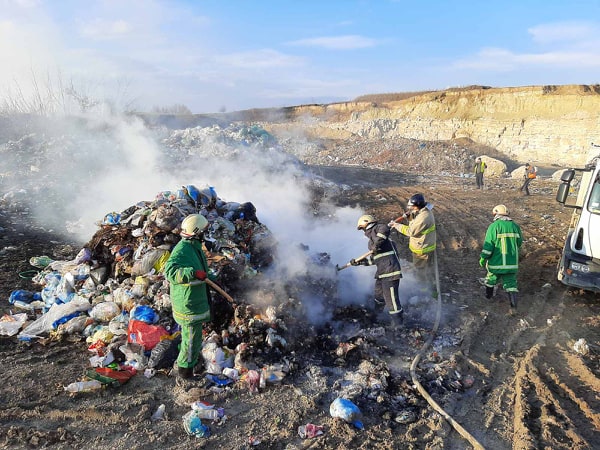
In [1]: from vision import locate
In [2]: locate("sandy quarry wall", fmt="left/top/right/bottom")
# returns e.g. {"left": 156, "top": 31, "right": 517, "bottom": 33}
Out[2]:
{"left": 266, "top": 85, "right": 600, "bottom": 167}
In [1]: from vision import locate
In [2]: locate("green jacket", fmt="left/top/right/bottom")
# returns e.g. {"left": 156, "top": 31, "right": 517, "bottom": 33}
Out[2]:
{"left": 163, "top": 238, "right": 214, "bottom": 323}
{"left": 480, "top": 217, "right": 523, "bottom": 274}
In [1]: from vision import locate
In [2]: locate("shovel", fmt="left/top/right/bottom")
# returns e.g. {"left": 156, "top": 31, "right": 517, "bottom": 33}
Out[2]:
{"left": 335, "top": 251, "right": 373, "bottom": 272}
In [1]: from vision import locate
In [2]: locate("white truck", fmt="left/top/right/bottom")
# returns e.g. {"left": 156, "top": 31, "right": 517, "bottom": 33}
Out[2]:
{"left": 556, "top": 147, "right": 600, "bottom": 293}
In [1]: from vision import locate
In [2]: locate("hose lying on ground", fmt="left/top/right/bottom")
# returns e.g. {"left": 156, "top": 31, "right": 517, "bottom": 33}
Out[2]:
{"left": 409, "top": 251, "right": 485, "bottom": 450}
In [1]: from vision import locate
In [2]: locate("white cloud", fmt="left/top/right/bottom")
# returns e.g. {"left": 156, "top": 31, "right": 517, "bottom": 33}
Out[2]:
{"left": 78, "top": 18, "right": 133, "bottom": 40}
{"left": 214, "top": 49, "right": 304, "bottom": 69}
{"left": 528, "top": 21, "right": 598, "bottom": 45}
{"left": 453, "top": 45, "right": 600, "bottom": 72}
{"left": 286, "top": 35, "right": 378, "bottom": 50}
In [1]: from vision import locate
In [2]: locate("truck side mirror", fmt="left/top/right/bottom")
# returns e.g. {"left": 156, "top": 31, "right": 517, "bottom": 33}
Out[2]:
{"left": 560, "top": 169, "right": 575, "bottom": 183}
{"left": 556, "top": 182, "right": 570, "bottom": 204}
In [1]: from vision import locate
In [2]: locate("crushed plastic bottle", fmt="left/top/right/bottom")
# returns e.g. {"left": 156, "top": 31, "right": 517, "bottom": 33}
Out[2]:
{"left": 64, "top": 380, "right": 103, "bottom": 393}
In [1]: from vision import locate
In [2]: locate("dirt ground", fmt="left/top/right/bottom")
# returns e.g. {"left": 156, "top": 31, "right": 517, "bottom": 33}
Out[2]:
{"left": 1, "top": 160, "right": 600, "bottom": 449}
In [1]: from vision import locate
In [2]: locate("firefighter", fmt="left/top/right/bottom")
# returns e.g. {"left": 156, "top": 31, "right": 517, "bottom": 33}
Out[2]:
{"left": 479, "top": 204, "right": 523, "bottom": 310}
{"left": 390, "top": 193, "right": 437, "bottom": 292}
{"left": 352, "top": 214, "right": 404, "bottom": 328}
{"left": 163, "top": 214, "right": 216, "bottom": 380}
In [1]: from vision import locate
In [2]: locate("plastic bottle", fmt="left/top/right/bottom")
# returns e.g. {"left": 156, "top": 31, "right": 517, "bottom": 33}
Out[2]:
{"left": 259, "top": 367, "right": 267, "bottom": 389}
{"left": 193, "top": 408, "right": 220, "bottom": 420}
{"left": 64, "top": 380, "right": 103, "bottom": 393}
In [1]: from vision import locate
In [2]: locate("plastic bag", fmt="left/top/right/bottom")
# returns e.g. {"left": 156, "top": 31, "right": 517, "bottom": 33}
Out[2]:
{"left": 329, "top": 397, "right": 363, "bottom": 429}
{"left": 0, "top": 313, "right": 28, "bottom": 336}
{"left": 9, "top": 290, "right": 41, "bottom": 305}
{"left": 148, "top": 334, "right": 181, "bottom": 369}
{"left": 89, "top": 302, "right": 121, "bottom": 322}
{"left": 131, "top": 248, "right": 169, "bottom": 276}
{"left": 127, "top": 319, "right": 169, "bottom": 351}
{"left": 201, "top": 341, "right": 233, "bottom": 374}
{"left": 19, "top": 296, "right": 91, "bottom": 338}
{"left": 182, "top": 410, "right": 211, "bottom": 438}
{"left": 130, "top": 305, "right": 159, "bottom": 324}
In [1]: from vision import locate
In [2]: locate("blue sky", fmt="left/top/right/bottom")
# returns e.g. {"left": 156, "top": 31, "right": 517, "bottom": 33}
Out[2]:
{"left": 1, "top": 0, "right": 599, "bottom": 113}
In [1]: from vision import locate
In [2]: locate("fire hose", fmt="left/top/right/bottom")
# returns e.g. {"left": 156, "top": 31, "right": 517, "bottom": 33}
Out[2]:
{"left": 409, "top": 251, "right": 485, "bottom": 450}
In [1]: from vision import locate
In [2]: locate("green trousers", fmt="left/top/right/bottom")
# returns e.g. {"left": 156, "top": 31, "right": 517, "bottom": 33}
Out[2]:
{"left": 175, "top": 319, "right": 204, "bottom": 369}
{"left": 484, "top": 271, "right": 518, "bottom": 292}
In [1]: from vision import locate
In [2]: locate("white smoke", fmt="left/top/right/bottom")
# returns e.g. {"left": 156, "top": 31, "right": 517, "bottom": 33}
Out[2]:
{"left": 0, "top": 113, "right": 374, "bottom": 317}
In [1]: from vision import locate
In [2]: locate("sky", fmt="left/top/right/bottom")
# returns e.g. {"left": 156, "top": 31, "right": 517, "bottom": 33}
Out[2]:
{"left": 2, "top": 0, "right": 600, "bottom": 113}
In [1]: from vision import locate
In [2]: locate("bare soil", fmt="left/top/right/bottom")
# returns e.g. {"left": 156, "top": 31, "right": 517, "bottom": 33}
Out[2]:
{"left": 1, "top": 164, "right": 600, "bottom": 449}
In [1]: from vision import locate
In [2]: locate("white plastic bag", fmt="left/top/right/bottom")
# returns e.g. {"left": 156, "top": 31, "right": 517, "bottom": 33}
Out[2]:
{"left": 19, "top": 296, "right": 91, "bottom": 338}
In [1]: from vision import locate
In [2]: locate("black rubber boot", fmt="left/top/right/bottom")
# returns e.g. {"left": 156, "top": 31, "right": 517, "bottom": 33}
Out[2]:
{"left": 178, "top": 366, "right": 194, "bottom": 379}
{"left": 508, "top": 292, "right": 517, "bottom": 309}
{"left": 391, "top": 310, "right": 404, "bottom": 327}
{"left": 485, "top": 286, "right": 494, "bottom": 299}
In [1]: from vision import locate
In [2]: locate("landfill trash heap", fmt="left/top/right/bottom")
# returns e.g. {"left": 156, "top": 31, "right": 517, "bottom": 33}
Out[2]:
{"left": 6, "top": 183, "right": 316, "bottom": 380}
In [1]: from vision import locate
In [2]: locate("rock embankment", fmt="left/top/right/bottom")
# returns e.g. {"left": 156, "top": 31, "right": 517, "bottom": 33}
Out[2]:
{"left": 260, "top": 85, "right": 600, "bottom": 168}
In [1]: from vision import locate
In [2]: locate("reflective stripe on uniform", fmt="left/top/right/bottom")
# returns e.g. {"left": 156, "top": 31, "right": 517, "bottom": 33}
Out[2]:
{"left": 389, "top": 285, "right": 402, "bottom": 314}
{"left": 173, "top": 309, "right": 210, "bottom": 323}
{"left": 487, "top": 264, "right": 519, "bottom": 270}
{"left": 421, "top": 225, "right": 436, "bottom": 235}
{"left": 409, "top": 243, "right": 436, "bottom": 255}
{"left": 376, "top": 232, "right": 387, "bottom": 239}
{"left": 183, "top": 324, "right": 196, "bottom": 364}
{"left": 379, "top": 270, "right": 402, "bottom": 278}
{"left": 373, "top": 250, "right": 394, "bottom": 260}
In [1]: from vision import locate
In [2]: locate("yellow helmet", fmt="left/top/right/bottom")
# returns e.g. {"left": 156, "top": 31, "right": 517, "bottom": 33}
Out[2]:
{"left": 180, "top": 214, "right": 209, "bottom": 238}
{"left": 357, "top": 214, "right": 376, "bottom": 230}
{"left": 492, "top": 204, "right": 509, "bottom": 216}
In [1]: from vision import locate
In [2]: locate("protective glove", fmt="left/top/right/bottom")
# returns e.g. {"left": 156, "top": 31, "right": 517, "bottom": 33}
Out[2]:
{"left": 195, "top": 270, "right": 207, "bottom": 280}
{"left": 479, "top": 257, "right": 486, "bottom": 268}
{"left": 350, "top": 259, "right": 359, "bottom": 266}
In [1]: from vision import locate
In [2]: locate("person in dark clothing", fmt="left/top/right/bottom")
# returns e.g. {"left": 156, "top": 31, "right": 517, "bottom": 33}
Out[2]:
{"left": 352, "top": 214, "right": 404, "bottom": 328}
{"left": 519, "top": 163, "right": 537, "bottom": 196}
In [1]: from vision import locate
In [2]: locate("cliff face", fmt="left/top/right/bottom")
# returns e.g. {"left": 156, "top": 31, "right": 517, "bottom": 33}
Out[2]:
{"left": 265, "top": 85, "right": 600, "bottom": 167}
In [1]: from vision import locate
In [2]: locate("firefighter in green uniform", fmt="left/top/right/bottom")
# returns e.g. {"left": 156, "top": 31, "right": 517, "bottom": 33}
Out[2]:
{"left": 479, "top": 204, "right": 523, "bottom": 309}
{"left": 164, "top": 214, "right": 216, "bottom": 379}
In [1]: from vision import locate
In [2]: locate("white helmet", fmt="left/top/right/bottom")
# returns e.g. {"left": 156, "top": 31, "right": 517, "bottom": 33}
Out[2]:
{"left": 357, "top": 214, "right": 376, "bottom": 230}
{"left": 492, "top": 204, "right": 509, "bottom": 216}
{"left": 180, "top": 214, "right": 209, "bottom": 238}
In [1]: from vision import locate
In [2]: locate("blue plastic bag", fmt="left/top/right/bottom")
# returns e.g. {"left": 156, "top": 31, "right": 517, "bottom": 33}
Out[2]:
{"left": 330, "top": 397, "right": 364, "bottom": 429}
{"left": 9, "top": 290, "right": 41, "bottom": 304}
{"left": 130, "top": 305, "right": 159, "bottom": 324}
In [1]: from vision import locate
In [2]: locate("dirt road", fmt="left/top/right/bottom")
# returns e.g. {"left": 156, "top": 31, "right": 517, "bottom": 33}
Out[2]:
{"left": 1, "top": 169, "right": 599, "bottom": 449}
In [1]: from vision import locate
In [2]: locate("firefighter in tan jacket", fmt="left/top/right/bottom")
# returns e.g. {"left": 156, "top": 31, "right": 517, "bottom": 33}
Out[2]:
{"left": 390, "top": 193, "right": 437, "bottom": 291}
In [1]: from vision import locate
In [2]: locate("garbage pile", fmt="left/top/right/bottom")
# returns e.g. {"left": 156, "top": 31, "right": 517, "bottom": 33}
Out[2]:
{"left": 2, "top": 183, "right": 308, "bottom": 381}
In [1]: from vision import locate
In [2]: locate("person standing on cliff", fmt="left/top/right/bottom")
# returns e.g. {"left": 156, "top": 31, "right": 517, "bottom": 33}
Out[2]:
{"left": 473, "top": 157, "right": 487, "bottom": 189}
{"left": 519, "top": 163, "right": 537, "bottom": 196}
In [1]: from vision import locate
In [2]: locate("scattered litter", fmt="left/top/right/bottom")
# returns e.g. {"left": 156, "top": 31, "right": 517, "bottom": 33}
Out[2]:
{"left": 395, "top": 409, "right": 417, "bottom": 424}
{"left": 298, "top": 423, "right": 324, "bottom": 439}
{"left": 573, "top": 338, "right": 589, "bottom": 356}
{"left": 330, "top": 397, "right": 364, "bottom": 429}
{"left": 151, "top": 404, "right": 166, "bottom": 421}
{"left": 182, "top": 410, "right": 211, "bottom": 438}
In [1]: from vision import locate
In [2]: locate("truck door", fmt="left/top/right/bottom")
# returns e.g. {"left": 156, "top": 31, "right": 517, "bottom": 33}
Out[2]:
{"left": 579, "top": 174, "right": 600, "bottom": 259}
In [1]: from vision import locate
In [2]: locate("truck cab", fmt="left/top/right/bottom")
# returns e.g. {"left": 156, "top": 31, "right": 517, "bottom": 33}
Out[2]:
{"left": 556, "top": 151, "right": 600, "bottom": 292}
